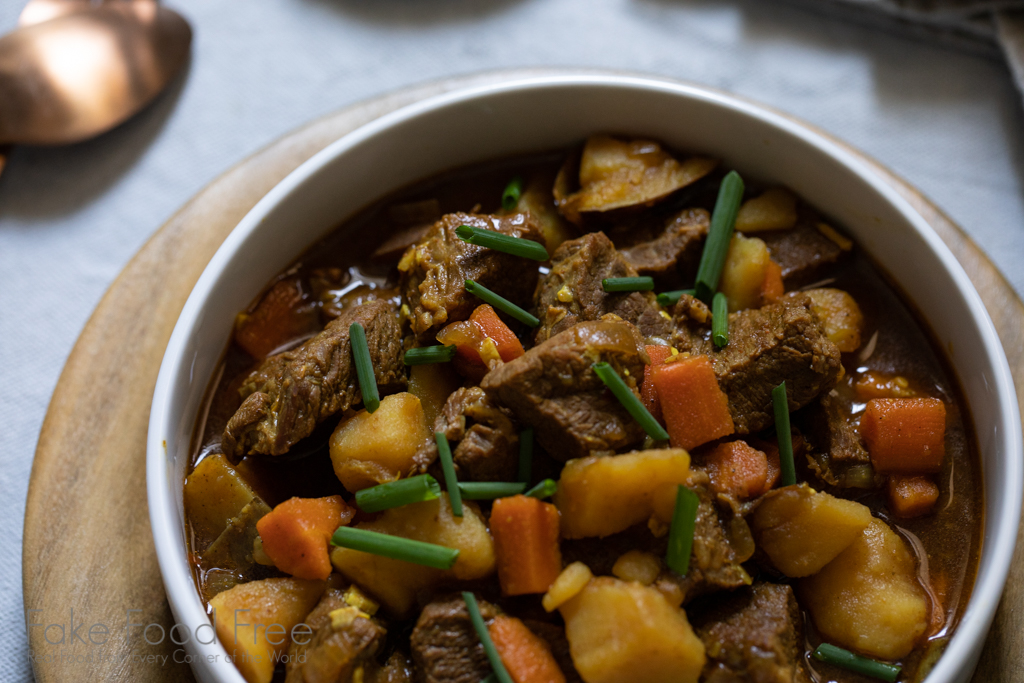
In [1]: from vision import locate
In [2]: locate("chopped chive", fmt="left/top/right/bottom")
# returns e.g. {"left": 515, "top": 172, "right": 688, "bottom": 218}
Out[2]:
{"left": 465, "top": 279, "right": 540, "bottom": 328}
{"left": 666, "top": 485, "right": 699, "bottom": 575}
{"left": 656, "top": 289, "right": 696, "bottom": 306}
{"left": 501, "top": 176, "right": 525, "bottom": 211}
{"left": 331, "top": 527, "right": 459, "bottom": 570}
{"left": 712, "top": 292, "right": 729, "bottom": 348}
{"left": 772, "top": 382, "right": 796, "bottom": 486}
{"left": 404, "top": 345, "right": 457, "bottom": 365}
{"left": 349, "top": 322, "right": 379, "bottom": 413}
{"left": 463, "top": 592, "right": 515, "bottom": 683}
{"left": 456, "top": 225, "right": 550, "bottom": 261}
{"left": 435, "top": 432, "right": 464, "bottom": 517}
{"left": 525, "top": 478, "right": 557, "bottom": 500}
{"left": 592, "top": 362, "right": 670, "bottom": 441}
{"left": 517, "top": 427, "right": 534, "bottom": 483}
{"left": 694, "top": 171, "right": 745, "bottom": 303}
{"left": 602, "top": 276, "right": 655, "bottom": 292}
{"left": 355, "top": 475, "right": 441, "bottom": 513}
{"left": 812, "top": 644, "right": 901, "bottom": 682}
{"left": 458, "top": 482, "right": 527, "bottom": 500}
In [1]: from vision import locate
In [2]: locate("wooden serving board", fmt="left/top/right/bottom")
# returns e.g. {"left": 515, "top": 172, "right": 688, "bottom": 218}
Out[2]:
{"left": 23, "top": 69, "right": 1024, "bottom": 683}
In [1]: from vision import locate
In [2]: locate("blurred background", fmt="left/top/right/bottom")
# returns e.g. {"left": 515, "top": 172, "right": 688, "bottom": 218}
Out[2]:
{"left": 1, "top": 0, "right": 1022, "bottom": 680}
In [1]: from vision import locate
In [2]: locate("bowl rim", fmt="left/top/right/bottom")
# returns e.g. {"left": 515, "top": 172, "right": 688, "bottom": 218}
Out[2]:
{"left": 147, "top": 72, "right": 1022, "bottom": 683}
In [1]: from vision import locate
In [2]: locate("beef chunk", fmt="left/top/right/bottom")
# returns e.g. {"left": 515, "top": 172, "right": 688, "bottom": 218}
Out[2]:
{"left": 399, "top": 212, "right": 543, "bottom": 339}
{"left": 432, "top": 386, "right": 519, "bottom": 482}
{"left": 759, "top": 222, "right": 847, "bottom": 288}
{"left": 285, "top": 589, "right": 387, "bottom": 683}
{"left": 223, "top": 300, "right": 405, "bottom": 458}
{"left": 802, "top": 392, "right": 879, "bottom": 489}
{"left": 673, "top": 293, "right": 842, "bottom": 434}
{"left": 411, "top": 595, "right": 501, "bottom": 683}
{"left": 612, "top": 207, "right": 709, "bottom": 279}
{"left": 692, "top": 583, "right": 808, "bottom": 683}
{"left": 534, "top": 232, "right": 672, "bottom": 344}
{"left": 481, "top": 320, "right": 649, "bottom": 461}
{"left": 562, "top": 472, "right": 751, "bottom": 604}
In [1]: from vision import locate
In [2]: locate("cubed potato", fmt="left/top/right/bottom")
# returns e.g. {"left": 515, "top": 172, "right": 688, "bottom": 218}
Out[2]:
{"left": 330, "top": 392, "right": 432, "bottom": 492}
{"left": 805, "top": 288, "right": 864, "bottom": 353}
{"left": 612, "top": 550, "right": 662, "bottom": 585}
{"left": 734, "top": 188, "right": 798, "bottom": 233}
{"left": 184, "top": 453, "right": 258, "bottom": 542}
{"left": 800, "top": 519, "right": 929, "bottom": 660}
{"left": 560, "top": 577, "right": 705, "bottom": 683}
{"left": 517, "top": 175, "right": 574, "bottom": 252}
{"left": 407, "top": 363, "right": 462, "bottom": 428}
{"left": 719, "top": 233, "right": 771, "bottom": 311}
{"left": 209, "top": 577, "right": 325, "bottom": 683}
{"left": 749, "top": 484, "right": 872, "bottom": 577}
{"left": 330, "top": 494, "right": 495, "bottom": 616}
{"left": 554, "top": 449, "right": 693, "bottom": 539}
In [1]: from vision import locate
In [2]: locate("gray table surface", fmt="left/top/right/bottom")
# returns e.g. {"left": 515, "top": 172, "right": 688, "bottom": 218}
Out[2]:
{"left": 2, "top": 0, "right": 1023, "bottom": 680}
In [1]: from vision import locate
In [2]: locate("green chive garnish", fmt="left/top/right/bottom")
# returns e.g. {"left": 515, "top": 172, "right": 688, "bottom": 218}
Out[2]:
{"left": 456, "top": 224, "right": 549, "bottom": 261}
{"left": 772, "top": 382, "right": 796, "bottom": 486}
{"left": 404, "top": 345, "right": 457, "bottom": 365}
{"left": 694, "top": 171, "right": 744, "bottom": 303}
{"left": 501, "top": 176, "right": 525, "bottom": 211}
{"left": 518, "top": 427, "right": 533, "bottom": 483}
{"left": 525, "top": 478, "right": 557, "bottom": 500}
{"left": 592, "top": 362, "right": 670, "bottom": 441}
{"left": 463, "top": 592, "right": 514, "bottom": 683}
{"left": 656, "top": 289, "right": 695, "bottom": 306}
{"left": 355, "top": 475, "right": 441, "bottom": 513}
{"left": 465, "top": 279, "right": 540, "bottom": 328}
{"left": 349, "top": 322, "right": 379, "bottom": 413}
{"left": 602, "top": 276, "right": 655, "bottom": 292}
{"left": 666, "top": 485, "right": 699, "bottom": 575}
{"left": 712, "top": 292, "right": 729, "bottom": 348}
{"left": 436, "top": 432, "right": 463, "bottom": 517}
{"left": 458, "top": 482, "right": 527, "bottom": 500}
{"left": 331, "top": 527, "right": 459, "bottom": 570}
{"left": 812, "top": 644, "right": 901, "bottom": 682}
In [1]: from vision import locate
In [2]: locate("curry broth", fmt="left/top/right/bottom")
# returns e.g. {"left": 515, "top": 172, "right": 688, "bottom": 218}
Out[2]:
{"left": 184, "top": 149, "right": 982, "bottom": 683}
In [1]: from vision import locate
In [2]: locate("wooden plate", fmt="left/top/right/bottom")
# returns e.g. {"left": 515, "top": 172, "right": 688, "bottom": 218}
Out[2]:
{"left": 23, "top": 69, "right": 1024, "bottom": 682}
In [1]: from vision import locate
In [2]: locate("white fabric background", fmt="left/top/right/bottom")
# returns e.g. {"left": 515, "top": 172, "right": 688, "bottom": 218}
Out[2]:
{"left": 1, "top": 0, "right": 1022, "bottom": 680}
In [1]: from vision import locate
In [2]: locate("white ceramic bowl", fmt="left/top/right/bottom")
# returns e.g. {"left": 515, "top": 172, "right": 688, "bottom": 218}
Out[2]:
{"left": 148, "top": 74, "right": 1022, "bottom": 683}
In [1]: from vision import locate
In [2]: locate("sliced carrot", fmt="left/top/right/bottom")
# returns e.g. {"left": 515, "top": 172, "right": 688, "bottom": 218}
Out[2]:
{"left": 255, "top": 495, "right": 353, "bottom": 580}
{"left": 704, "top": 441, "right": 771, "bottom": 499}
{"left": 652, "top": 355, "right": 735, "bottom": 450}
{"left": 437, "top": 304, "right": 524, "bottom": 378}
{"left": 760, "top": 258, "right": 784, "bottom": 304}
{"left": 490, "top": 495, "right": 562, "bottom": 596}
{"left": 860, "top": 398, "right": 946, "bottom": 473}
{"left": 641, "top": 345, "right": 674, "bottom": 423}
{"left": 488, "top": 615, "right": 567, "bottom": 683}
{"left": 750, "top": 433, "right": 802, "bottom": 491}
{"left": 471, "top": 304, "right": 525, "bottom": 362}
{"left": 887, "top": 474, "right": 940, "bottom": 518}
{"left": 234, "top": 277, "right": 319, "bottom": 359}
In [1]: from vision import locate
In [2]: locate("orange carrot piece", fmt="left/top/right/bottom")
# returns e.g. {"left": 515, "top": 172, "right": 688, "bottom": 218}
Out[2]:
{"left": 255, "top": 495, "right": 353, "bottom": 580}
{"left": 471, "top": 304, "right": 525, "bottom": 362}
{"left": 234, "top": 277, "right": 319, "bottom": 359}
{"left": 760, "top": 259, "right": 784, "bottom": 304}
{"left": 652, "top": 355, "right": 735, "bottom": 450}
{"left": 489, "top": 615, "right": 567, "bottom": 683}
{"left": 490, "top": 495, "right": 562, "bottom": 596}
{"left": 705, "top": 441, "right": 771, "bottom": 499}
{"left": 641, "top": 345, "right": 674, "bottom": 423}
{"left": 860, "top": 398, "right": 946, "bottom": 473}
{"left": 887, "top": 474, "right": 940, "bottom": 518}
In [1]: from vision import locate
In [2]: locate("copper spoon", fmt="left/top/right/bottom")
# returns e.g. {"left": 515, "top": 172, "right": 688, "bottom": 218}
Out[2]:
{"left": 0, "top": 1, "right": 190, "bottom": 178}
